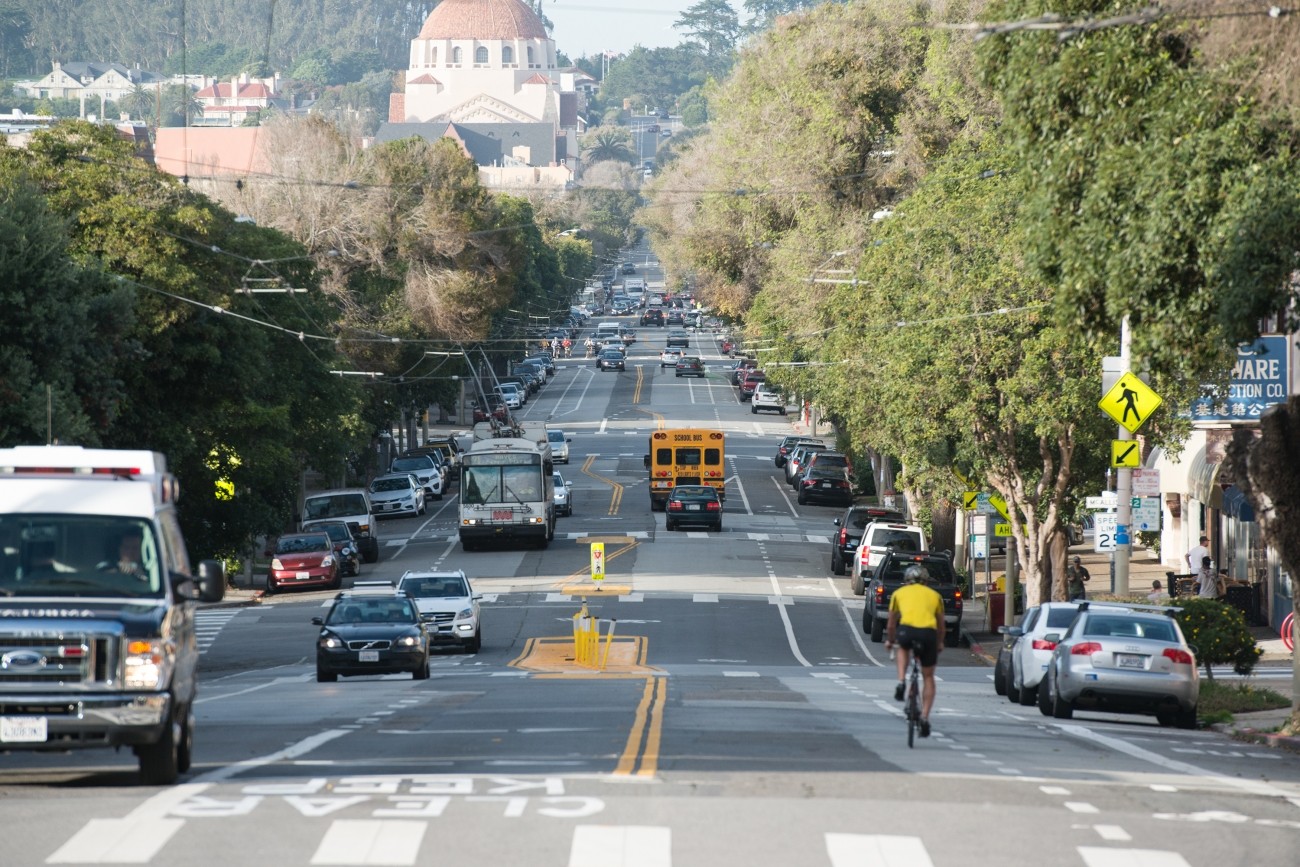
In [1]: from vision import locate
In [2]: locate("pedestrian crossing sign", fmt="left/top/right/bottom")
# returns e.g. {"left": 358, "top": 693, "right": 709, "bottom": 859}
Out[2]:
{"left": 590, "top": 542, "right": 605, "bottom": 582}
{"left": 1099, "top": 372, "right": 1162, "bottom": 434}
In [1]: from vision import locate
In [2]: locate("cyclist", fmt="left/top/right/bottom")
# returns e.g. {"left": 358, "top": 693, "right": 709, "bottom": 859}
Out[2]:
{"left": 885, "top": 564, "right": 945, "bottom": 738}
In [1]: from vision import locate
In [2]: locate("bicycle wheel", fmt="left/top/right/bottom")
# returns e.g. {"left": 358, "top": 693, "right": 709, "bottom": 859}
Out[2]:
{"left": 905, "top": 671, "right": 920, "bottom": 748}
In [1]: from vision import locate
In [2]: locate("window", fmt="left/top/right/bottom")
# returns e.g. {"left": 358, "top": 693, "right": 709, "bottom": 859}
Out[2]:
{"left": 502, "top": 46, "right": 514, "bottom": 64}
{"left": 475, "top": 46, "right": 488, "bottom": 64}
{"left": 429, "top": 47, "right": 438, "bottom": 66}
{"left": 452, "top": 46, "right": 463, "bottom": 65}
{"left": 704, "top": 448, "right": 721, "bottom": 465}
{"left": 655, "top": 448, "right": 672, "bottom": 466}
{"left": 676, "top": 448, "right": 701, "bottom": 467}
{"left": 527, "top": 46, "right": 535, "bottom": 65}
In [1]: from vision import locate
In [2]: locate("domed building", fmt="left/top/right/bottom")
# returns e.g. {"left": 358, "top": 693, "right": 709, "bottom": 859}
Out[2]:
{"left": 378, "top": 0, "right": 592, "bottom": 187}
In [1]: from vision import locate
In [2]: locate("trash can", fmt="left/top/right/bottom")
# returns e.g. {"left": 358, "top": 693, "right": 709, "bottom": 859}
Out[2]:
{"left": 987, "top": 592, "right": 1006, "bottom": 631}
{"left": 1224, "top": 585, "right": 1256, "bottom": 622}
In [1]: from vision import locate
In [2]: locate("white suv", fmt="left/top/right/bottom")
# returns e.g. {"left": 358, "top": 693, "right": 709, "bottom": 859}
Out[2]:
{"left": 1001, "top": 601, "right": 1085, "bottom": 705}
{"left": 396, "top": 570, "right": 482, "bottom": 653}
{"left": 751, "top": 388, "right": 786, "bottom": 415}
{"left": 850, "top": 522, "right": 928, "bottom": 595}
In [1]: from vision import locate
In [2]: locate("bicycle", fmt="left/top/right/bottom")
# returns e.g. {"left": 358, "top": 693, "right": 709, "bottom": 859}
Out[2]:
{"left": 892, "top": 645, "right": 923, "bottom": 748}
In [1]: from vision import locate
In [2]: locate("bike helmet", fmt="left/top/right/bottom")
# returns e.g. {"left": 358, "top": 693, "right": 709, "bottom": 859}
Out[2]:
{"left": 903, "top": 564, "right": 929, "bottom": 584}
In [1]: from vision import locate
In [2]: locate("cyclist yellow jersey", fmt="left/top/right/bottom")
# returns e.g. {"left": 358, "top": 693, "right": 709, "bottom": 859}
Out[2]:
{"left": 889, "top": 583, "right": 944, "bottom": 629}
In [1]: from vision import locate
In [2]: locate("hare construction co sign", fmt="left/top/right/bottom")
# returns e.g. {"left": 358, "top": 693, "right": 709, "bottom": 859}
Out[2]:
{"left": 1191, "top": 335, "right": 1289, "bottom": 423}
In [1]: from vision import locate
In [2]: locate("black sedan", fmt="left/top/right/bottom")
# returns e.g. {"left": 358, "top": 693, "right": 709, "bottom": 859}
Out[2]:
{"left": 664, "top": 485, "right": 723, "bottom": 532}
{"left": 666, "top": 330, "right": 691, "bottom": 348}
{"left": 597, "top": 348, "right": 626, "bottom": 371}
{"left": 311, "top": 520, "right": 362, "bottom": 577}
{"left": 795, "top": 467, "right": 854, "bottom": 506}
{"left": 312, "top": 592, "right": 430, "bottom": 681}
{"left": 675, "top": 356, "right": 706, "bottom": 377}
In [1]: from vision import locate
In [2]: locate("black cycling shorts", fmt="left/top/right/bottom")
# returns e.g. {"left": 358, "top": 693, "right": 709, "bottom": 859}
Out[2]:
{"left": 896, "top": 625, "right": 939, "bottom": 668}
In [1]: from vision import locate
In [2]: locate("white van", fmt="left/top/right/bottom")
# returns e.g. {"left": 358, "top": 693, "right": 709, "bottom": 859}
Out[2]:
{"left": 302, "top": 489, "right": 379, "bottom": 563}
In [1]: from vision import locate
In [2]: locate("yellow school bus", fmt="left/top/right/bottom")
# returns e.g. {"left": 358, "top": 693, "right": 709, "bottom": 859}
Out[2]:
{"left": 644, "top": 428, "right": 726, "bottom": 510}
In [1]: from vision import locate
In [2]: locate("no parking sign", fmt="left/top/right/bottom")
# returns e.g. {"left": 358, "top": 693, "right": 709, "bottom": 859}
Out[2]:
{"left": 590, "top": 542, "right": 605, "bottom": 582}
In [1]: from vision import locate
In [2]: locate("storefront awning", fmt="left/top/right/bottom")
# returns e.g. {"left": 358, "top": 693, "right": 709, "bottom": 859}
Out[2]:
{"left": 1187, "top": 443, "right": 1224, "bottom": 509}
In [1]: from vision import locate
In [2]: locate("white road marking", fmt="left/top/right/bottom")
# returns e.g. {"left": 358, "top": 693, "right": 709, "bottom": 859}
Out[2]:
{"left": 1094, "top": 825, "right": 1132, "bottom": 841}
{"left": 825, "top": 834, "right": 934, "bottom": 867}
{"left": 1078, "top": 847, "right": 1191, "bottom": 867}
{"left": 1040, "top": 785, "right": 1071, "bottom": 795}
{"left": 569, "top": 825, "right": 671, "bottom": 867}
{"left": 771, "top": 475, "right": 798, "bottom": 515}
{"left": 311, "top": 820, "right": 426, "bottom": 865}
{"left": 827, "top": 576, "right": 885, "bottom": 668}
{"left": 1065, "top": 802, "right": 1100, "bottom": 814}
{"left": 723, "top": 671, "right": 761, "bottom": 677}
{"left": 693, "top": 593, "right": 718, "bottom": 602}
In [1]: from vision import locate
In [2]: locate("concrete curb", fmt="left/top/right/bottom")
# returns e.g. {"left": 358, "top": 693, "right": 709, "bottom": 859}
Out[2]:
{"left": 1213, "top": 723, "right": 1300, "bottom": 755}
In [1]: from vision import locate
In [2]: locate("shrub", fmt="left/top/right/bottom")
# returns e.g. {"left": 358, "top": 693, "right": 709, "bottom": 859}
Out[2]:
{"left": 1173, "top": 598, "right": 1261, "bottom": 679}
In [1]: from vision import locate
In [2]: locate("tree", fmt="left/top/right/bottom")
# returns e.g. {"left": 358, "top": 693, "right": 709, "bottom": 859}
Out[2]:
{"left": 118, "top": 84, "right": 156, "bottom": 126}
{"left": 160, "top": 83, "right": 202, "bottom": 127}
{"left": 582, "top": 128, "right": 635, "bottom": 164}
{"left": 675, "top": 0, "right": 742, "bottom": 77}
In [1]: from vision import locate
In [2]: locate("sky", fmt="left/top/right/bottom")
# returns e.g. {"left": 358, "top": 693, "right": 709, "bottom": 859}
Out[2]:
{"left": 542, "top": 1, "right": 698, "bottom": 59}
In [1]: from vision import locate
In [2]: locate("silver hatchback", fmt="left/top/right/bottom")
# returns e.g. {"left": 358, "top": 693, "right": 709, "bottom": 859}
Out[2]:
{"left": 1038, "top": 603, "right": 1198, "bottom": 728}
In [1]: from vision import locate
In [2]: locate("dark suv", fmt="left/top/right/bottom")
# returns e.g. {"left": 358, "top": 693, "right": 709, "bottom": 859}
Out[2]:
{"left": 830, "top": 506, "right": 905, "bottom": 575}
{"left": 640, "top": 308, "right": 665, "bottom": 327}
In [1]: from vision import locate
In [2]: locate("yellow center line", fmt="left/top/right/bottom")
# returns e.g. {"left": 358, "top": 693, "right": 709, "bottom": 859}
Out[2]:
{"left": 614, "top": 676, "right": 657, "bottom": 776}
{"left": 581, "top": 453, "right": 624, "bottom": 516}
{"left": 636, "top": 407, "right": 665, "bottom": 430}
{"left": 637, "top": 676, "right": 666, "bottom": 777}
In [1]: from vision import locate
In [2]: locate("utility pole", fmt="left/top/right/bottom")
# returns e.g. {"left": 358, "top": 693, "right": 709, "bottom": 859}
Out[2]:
{"left": 1114, "top": 317, "right": 1133, "bottom": 595}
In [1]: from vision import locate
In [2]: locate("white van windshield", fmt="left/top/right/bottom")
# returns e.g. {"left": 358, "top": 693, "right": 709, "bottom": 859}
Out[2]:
{"left": 0, "top": 515, "right": 163, "bottom": 598}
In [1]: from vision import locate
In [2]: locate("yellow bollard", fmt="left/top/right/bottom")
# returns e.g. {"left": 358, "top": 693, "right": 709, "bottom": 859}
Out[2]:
{"left": 599, "top": 619, "right": 618, "bottom": 671}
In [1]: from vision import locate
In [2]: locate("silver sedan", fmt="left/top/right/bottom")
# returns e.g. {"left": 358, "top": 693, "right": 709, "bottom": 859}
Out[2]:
{"left": 1038, "top": 603, "right": 1198, "bottom": 728}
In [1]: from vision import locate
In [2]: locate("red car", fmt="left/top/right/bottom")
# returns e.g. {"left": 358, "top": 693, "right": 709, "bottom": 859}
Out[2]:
{"left": 739, "top": 370, "right": 766, "bottom": 401}
{"left": 266, "top": 532, "right": 340, "bottom": 595}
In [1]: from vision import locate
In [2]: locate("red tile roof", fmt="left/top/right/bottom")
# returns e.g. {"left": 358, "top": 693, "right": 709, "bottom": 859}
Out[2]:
{"left": 418, "top": 0, "right": 548, "bottom": 41}
{"left": 410, "top": 74, "right": 442, "bottom": 85}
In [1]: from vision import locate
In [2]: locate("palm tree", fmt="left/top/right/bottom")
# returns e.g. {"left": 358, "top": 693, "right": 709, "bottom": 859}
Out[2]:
{"left": 120, "top": 84, "right": 155, "bottom": 125}
{"left": 582, "top": 128, "right": 635, "bottom": 165}
{"left": 160, "top": 83, "right": 203, "bottom": 127}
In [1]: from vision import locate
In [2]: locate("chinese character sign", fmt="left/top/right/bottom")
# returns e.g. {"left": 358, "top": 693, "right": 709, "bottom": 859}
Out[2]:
{"left": 1191, "top": 336, "right": 1289, "bottom": 422}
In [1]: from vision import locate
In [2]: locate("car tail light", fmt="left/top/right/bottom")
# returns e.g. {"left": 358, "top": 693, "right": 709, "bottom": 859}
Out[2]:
{"left": 1070, "top": 642, "right": 1102, "bottom": 656}
{"left": 667, "top": 501, "right": 683, "bottom": 511}
{"left": 1031, "top": 639, "right": 1057, "bottom": 651}
{"left": 837, "top": 528, "right": 848, "bottom": 546}
{"left": 1162, "top": 648, "right": 1194, "bottom": 665}
{"left": 706, "top": 501, "right": 720, "bottom": 511}
{"left": 874, "top": 584, "right": 884, "bottom": 600}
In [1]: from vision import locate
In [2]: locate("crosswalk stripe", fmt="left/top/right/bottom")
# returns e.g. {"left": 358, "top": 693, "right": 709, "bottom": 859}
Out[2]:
{"left": 310, "top": 819, "right": 426, "bottom": 865}
{"left": 569, "top": 825, "right": 671, "bottom": 867}
{"left": 46, "top": 817, "right": 185, "bottom": 864}
{"left": 1078, "top": 847, "right": 1191, "bottom": 867}
{"left": 825, "top": 834, "right": 934, "bottom": 867}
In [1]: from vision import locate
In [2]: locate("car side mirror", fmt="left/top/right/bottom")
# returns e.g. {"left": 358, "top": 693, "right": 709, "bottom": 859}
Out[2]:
{"left": 311, "top": 616, "right": 324, "bottom": 625}
{"left": 1043, "top": 633, "right": 1061, "bottom": 643}
{"left": 833, "top": 518, "right": 842, "bottom": 527}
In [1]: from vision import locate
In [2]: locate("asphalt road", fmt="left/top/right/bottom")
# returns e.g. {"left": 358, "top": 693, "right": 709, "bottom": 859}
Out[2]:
{"left": 3, "top": 289, "right": 1299, "bottom": 867}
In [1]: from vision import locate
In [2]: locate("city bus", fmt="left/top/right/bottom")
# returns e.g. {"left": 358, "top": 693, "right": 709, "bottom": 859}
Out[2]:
{"left": 644, "top": 428, "right": 726, "bottom": 511}
{"left": 459, "top": 436, "right": 554, "bottom": 550}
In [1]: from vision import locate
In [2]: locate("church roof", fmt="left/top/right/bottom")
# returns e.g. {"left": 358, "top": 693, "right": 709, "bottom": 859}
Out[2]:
{"left": 417, "top": 0, "right": 548, "bottom": 41}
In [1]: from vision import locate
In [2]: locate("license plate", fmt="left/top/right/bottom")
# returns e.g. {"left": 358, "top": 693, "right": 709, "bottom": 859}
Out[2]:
{"left": 295, "top": 571, "right": 310, "bottom": 580}
{"left": 1, "top": 716, "right": 48, "bottom": 743}
{"left": 1117, "top": 653, "right": 1145, "bottom": 669}
{"left": 687, "top": 504, "right": 700, "bottom": 511}
{"left": 820, "top": 482, "right": 831, "bottom": 488}
{"left": 359, "top": 650, "right": 379, "bottom": 662}
{"left": 492, "top": 510, "right": 513, "bottom": 520}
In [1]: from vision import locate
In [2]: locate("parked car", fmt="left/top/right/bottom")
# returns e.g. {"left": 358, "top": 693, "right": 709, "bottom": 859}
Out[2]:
{"left": 751, "top": 388, "right": 787, "bottom": 415}
{"left": 797, "top": 451, "right": 851, "bottom": 488}
{"left": 850, "top": 521, "right": 928, "bottom": 595}
{"left": 776, "top": 436, "right": 824, "bottom": 468}
{"left": 395, "top": 570, "right": 483, "bottom": 653}
{"left": 553, "top": 471, "right": 574, "bottom": 516}
{"left": 267, "top": 531, "right": 340, "bottom": 595}
{"left": 660, "top": 348, "right": 683, "bottom": 368}
{"left": 310, "top": 520, "right": 362, "bottom": 578}
{"left": 784, "top": 442, "right": 829, "bottom": 484}
{"left": 368, "top": 473, "right": 426, "bottom": 518}
{"left": 597, "top": 348, "right": 626, "bottom": 371}
{"left": 390, "top": 454, "right": 443, "bottom": 500}
{"left": 675, "top": 356, "right": 706, "bottom": 378}
{"left": 728, "top": 357, "right": 759, "bottom": 385}
{"left": 1038, "top": 602, "right": 1198, "bottom": 728}
{"left": 830, "top": 506, "right": 906, "bottom": 576}
{"left": 666, "top": 330, "right": 690, "bottom": 348}
{"left": 495, "top": 384, "right": 522, "bottom": 409}
{"left": 301, "top": 488, "right": 379, "bottom": 564}
{"left": 998, "top": 601, "right": 1087, "bottom": 705}
{"left": 795, "top": 466, "right": 854, "bottom": 507}
{"left": 738, "top": 370, "right": 766, "bottom": 401}
{"left": 547, "top": 429, "right": 571, "bottom": 464}
{"left": 664, "top": 485, "right": 723, "bottom": 532}
{"left": 312, "top": 588, "right": 430, "bottom": 680}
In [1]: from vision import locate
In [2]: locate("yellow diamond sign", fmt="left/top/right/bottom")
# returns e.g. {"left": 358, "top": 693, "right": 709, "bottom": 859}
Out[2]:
{"left": 1099, "top": 372, "right": 1162, "bottom": 434}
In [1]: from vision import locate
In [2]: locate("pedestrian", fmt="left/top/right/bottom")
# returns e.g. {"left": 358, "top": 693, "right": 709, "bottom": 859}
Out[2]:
{"left": 1186, "top": 535, "right": 1209, "bottom": 574}
{"left": 1066, "top": 555, "right": 1090, "bottom": 600}
{"left": 1196, "top": 555, "right": 1222, "bottom": 600}
{"left": 1147, "top": 580, "right": 1168, "bottom": 603}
